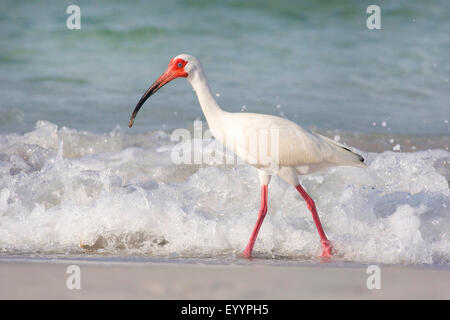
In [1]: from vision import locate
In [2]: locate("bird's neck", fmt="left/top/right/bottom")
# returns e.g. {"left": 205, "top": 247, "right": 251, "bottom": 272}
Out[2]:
{"left": 188, "top": 70, "right": 226, "bottom": 130}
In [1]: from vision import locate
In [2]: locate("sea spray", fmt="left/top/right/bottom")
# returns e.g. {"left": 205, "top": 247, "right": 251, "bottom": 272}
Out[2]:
{"left": 0, "top": 122, "right": 448, "bottom": 264}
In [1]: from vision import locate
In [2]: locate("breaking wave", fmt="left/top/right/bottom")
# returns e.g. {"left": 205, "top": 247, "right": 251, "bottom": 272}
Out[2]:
{"left": 0, "top": 121, "right": 449, "bottom": 265}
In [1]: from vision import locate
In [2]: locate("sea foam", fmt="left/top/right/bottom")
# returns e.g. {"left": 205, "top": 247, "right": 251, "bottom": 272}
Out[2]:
{"left": 0, "top": 121, "right": 449, "bottom": 265}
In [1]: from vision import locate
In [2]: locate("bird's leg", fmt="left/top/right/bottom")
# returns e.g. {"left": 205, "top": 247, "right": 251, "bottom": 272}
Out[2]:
{"left": 295, "top": 184, "right": 333, "bottom": 258}
{"left": 242, "top": 184, "right": 268, "bottom": 259}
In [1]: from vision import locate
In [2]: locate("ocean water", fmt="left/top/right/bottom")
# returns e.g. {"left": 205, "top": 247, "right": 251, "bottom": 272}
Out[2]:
{"left": 0, "top": 1, "right": 449, "bottom": 265}
{"left": 1, "top": 0, "right": 449, "bottom": 134}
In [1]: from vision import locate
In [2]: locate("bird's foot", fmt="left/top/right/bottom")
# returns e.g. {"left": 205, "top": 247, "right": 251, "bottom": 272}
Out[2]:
{"left": 320, "top": 240, "right": 334, "bottom": 259}
{"left": 240, "top": 248, "right": 253, "bottom": 260}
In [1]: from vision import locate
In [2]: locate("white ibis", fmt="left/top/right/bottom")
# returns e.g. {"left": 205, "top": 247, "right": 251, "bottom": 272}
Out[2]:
{"left": 129, "top": 54, "right": 365, "bottom": 259}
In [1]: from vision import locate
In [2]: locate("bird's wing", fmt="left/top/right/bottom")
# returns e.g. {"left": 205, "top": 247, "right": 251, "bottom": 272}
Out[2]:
{"left": 223, "top": 112, "right": 364, "bottom": 168}
{"left": 276, "top": 123, "right": 365, "bottom": 167}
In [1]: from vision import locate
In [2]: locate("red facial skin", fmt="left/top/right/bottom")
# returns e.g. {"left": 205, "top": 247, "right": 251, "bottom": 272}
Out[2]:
{"left": 167, "top": 58, "right": 189, "bottom": 79}
{"left": 129, "top": 58, "right": 188, "bottom": 127}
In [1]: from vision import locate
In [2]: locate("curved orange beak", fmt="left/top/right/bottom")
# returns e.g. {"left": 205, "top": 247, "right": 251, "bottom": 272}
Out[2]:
{"left": 129, "top": 59, "right": 188, "bottom": 128}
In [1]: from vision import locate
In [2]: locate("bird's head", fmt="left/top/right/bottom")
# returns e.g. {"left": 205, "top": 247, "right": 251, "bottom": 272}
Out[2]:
{"left": 128, "top": 54, "right": 200, "bottom": 128}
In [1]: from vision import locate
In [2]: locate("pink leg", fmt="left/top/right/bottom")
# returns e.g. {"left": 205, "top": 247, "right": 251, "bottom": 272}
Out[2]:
{"left": 295, "top": 184, "right": 333, "bottom": 258}
{"left": 242, "top": 185, "right": 268, "bottom": 259}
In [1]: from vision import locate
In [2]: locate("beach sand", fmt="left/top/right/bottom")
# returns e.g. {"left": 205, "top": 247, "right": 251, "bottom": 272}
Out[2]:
{"left": 1, "top": 259, "right": 449, "bottom": 299}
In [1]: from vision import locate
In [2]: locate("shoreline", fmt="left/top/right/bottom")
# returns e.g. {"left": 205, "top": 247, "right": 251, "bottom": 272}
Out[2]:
{"left": 1, "top": 257, "right": 449, "bottom": 299}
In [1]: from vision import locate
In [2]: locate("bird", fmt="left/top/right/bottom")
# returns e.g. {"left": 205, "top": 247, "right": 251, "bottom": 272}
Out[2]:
{"left": 128, "top": 54, "right": 366, "bottom": 259}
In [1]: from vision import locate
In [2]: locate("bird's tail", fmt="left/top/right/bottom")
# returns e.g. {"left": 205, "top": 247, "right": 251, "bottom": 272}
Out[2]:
{"left": 317, "top": 134, "right": 366, "bottom": 168}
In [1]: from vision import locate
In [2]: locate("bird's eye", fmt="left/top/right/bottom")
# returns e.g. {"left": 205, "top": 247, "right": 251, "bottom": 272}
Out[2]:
{"left": 177, "top": 62, "right": 183, "bottom": 68}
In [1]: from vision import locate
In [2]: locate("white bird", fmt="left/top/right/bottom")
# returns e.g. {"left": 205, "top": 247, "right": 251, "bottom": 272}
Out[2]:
{"left": 129, "top": 54, "right": 365, "bottom": 259}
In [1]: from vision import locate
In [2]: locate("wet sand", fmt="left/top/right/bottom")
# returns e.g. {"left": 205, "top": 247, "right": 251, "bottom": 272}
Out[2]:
{"left": 1, "top": 260, "right": 449, "bottom": 299}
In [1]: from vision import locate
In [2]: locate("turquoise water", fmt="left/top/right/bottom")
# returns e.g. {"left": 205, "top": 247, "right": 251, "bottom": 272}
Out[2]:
{"left": 0, "top": 0, "right": 449, "bottom": 135}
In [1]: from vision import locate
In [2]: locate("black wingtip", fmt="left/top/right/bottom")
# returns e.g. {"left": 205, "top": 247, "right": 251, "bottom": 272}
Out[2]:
{"left": 341, "top": 145, "right": 364, "bottom": 163}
